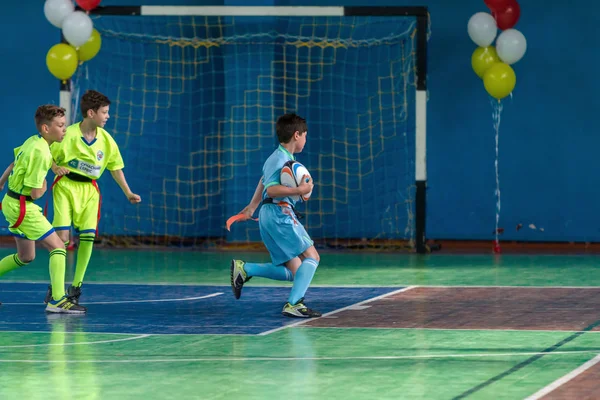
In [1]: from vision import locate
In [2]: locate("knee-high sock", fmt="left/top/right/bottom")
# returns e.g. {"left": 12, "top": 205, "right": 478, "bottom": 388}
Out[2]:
{"left": 288, "top": 258, "right": 319, "bottom": 305}
{"left": 73, "top": 234, "right": 95, "bottom": 287}
{"left": 244, "top": 262, "right": 293, "bottom": 281}
{"left": 0, "top": 253, "right": 28, "bottom": 277}
{"left": 49, "top": 248, "right": 67, "bottom": 301}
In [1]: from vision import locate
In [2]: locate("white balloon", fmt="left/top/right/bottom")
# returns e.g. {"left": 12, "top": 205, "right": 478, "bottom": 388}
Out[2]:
{"left": 496, "top": 29, "right": 527, "bottom": 65}
{"left": 62, "top": 11, "right": 93, "bottom": 48}
{"left": 44, "top": 0, "right": 75, "bottom": 28}
{"left": 467, "top": 12, "right": 497, "bottom": 48}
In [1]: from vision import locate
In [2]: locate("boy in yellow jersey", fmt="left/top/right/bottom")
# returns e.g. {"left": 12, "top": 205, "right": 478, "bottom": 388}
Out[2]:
{"left": 44, "top": 90, "right": 141, "bottom": 305}
{"left": 0, "top": 105, "right": 85, "bottom": 313}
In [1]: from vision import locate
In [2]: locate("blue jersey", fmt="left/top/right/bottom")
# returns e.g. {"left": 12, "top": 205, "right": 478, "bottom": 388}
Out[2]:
{"left": 259, "top": 144, "right": 313, "bottom": 265}
{"left": 261, "top": 145, "right": 298, "bottom": 206}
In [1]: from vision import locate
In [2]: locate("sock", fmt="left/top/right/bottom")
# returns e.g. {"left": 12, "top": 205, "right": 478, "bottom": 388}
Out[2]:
{"left": 49, "top": 248, "right": 67, "bottom": 301}
{"left": 244, "top": 262, "right": 293, "bottom": 281}
{"left": 73, "top": 234, "right": 95, "bottom": 287}
{"left": 0, "top": 254, "right": 28, "bottom": 277}
{"left": 288, "top": 258, "right": 319, "bottom": 305}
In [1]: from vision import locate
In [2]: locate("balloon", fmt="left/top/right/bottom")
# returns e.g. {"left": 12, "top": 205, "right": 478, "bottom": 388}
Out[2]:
{"left": 483, "top": 63, "right": 516, "bottom": 100}
{"left": 43, "top": 0, "right": 74, "bottom": 28}
{"left": 62, "top": 11, "right": 93, "bottom": 48}
{"left": 472, "top": 46, "right": 500, "bottom": 78}
{"left": 484, "top": 0, "right": 514, "bottom": 12}
{"left": 496, "top": 29, "right": 527, "bottom": 65}
{"left": 493, "top": 1, "right": 521, "bottom": 30}
{"left": 77, "top": 29, "right": 102, "bottom": 62}
{"left": 76, "top": 0, "right": 101, "bottom": 11}
{"left": 46, "top": 43, "right": 78, "bottom": 81}
{"left": 467, "top": 12, "right": 497, "bottom": 47}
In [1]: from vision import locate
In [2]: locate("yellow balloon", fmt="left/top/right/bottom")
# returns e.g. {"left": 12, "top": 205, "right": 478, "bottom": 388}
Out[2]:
{"left": 483, "top": 63, "right": 516, "bottom": 100}
{"left": 471, "top": 46, "right": 500, "bottom": 79}
{"left": 77, "top": 29, "right": 102, "bottom": 62}
{"left": 46, "top": 43, "right": 78, "bottom": 81}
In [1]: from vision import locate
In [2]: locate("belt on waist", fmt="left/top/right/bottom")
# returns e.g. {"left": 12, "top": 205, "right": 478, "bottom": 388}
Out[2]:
{"left": 261, "top": 198, "right": 303, "bottom": 220}
{"left": 64, "top": 173, "right": 93, "bottom": 183}
{"left": 7, "top": 189, "right": 32, "bottom": 202}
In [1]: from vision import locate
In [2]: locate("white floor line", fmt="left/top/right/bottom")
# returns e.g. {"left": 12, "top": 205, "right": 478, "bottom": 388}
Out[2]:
{"left": 1, "top": 281, "right": 598, "bottom": 289}
{"left": 0, "top": 349, "right": 597, "bottom": 364}
{"left": 2, "top": 292, "right": 223, "bottom": 306}
{"left": 302, "top": 326, "right": 600, "bottom": 334}
{"left": 0, "top": 330, "right": 256, "bottom": 337}
{"left": 0, "top": 334, "right": 150, "bottom": 349}
{"left": 257, "top": 286, "right": 417, "bottom": 336}
{"left": 524, "top": 353, "right": 600, "bottom": 400}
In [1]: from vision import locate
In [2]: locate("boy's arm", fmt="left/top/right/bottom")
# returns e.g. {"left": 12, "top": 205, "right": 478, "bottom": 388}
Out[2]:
{"left": 51, "top": 161, "right": 70, "bottom": 176}
{"left": 30, "top": 179, "right": 47, "bottom": 200}
{"left": 240, "top": 179, "right": 265, "bottom": 218}
{"left": 0, "top": 162, "right": 14, "bottom": 191}
{"left": 110, "top": 169, "right": 141, "bottom": 204}
{"left": 266, "top": 175, "right": 313, "bottom": 199}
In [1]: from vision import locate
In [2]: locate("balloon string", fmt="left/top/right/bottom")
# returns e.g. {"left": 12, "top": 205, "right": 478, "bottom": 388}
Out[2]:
{"left": 491, "top": 99, "right": 503, "bottom": 248}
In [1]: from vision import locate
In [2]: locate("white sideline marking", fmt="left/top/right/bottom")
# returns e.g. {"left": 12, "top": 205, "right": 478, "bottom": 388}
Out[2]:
{"left": 0, "top": 334, "right": 150, "bottom": 349}
{"left": 3, "top": 292, "right": 223, "bottom": 305}
{"left": 258, "top": 286, "right": 416, "bottom": 336}
{"left": 0, "top": 350, "right": 597, "bottom": 364}
{"left": 525, "top": 353, "right": 600, "bottom": 400}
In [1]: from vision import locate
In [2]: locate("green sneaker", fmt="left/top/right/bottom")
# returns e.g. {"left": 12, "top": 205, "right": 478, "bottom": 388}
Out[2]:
{"left": 230, "top": 259, "right": 251, "bottom": 299}
{"left": 282, "top": 298, "right": 321, "bottom": 318}
{"left": 45, "top": 295, "right": 87, "bottom": 314}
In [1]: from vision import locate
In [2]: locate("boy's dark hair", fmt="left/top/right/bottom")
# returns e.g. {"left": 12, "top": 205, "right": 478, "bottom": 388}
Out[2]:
{"left": 35, "top": 105, "right": 66, "bottom": 131}
{"left": 276, "top": 113, "right": 307, "bottom": 143}
{"left": 80, "top": 90, "right": 111, "bottom": 118}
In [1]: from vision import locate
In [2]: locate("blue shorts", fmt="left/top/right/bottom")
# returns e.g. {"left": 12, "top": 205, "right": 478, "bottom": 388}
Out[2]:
{"left": 259, "top": 203, "right": 314, "bottom": 266}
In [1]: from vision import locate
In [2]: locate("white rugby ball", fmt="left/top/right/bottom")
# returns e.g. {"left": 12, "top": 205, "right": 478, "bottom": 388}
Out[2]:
{"left": 280, "top": 161, "right": 312, "bottom": 201}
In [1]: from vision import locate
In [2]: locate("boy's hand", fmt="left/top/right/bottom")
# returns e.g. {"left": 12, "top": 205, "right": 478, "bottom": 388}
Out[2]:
{"left": 126, "top": 192, "right": 141, "bottom": 204}
{"left": 297, "top": 175, "right": 314, "bottom": 196}
{"left": 239, "top": 205, "right": 256, "bottom": 219}
{"left": 52, "top": 166, "right": 70, "bottom": 176}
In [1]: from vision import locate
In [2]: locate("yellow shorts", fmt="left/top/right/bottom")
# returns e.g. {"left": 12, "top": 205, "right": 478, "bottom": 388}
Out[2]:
{"left": 52, "top": 177, "right": 100, "bottom": 234}
{"left": 2, "top": 194, "right": 55, "bottom": 241}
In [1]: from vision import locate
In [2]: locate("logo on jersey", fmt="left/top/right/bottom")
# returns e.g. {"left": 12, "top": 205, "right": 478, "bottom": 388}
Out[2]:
{"left": 68, "top": 159, "right": 101, "bottom": 178}
{"left": 96, "top": 150, "right": 104, "bottom": 161}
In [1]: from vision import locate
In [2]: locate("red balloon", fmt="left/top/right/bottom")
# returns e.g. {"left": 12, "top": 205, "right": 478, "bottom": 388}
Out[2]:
{"left": 493, "top": 1, "right": 521, "bottom": 30}
{"left": 484, "top": 0, "right": 513, "bottom": 12}
{"left": 76, "top": 0, "right": 101, "bottom": 11}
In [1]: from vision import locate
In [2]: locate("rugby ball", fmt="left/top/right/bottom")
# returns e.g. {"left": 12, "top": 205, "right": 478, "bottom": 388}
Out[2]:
{"left": 280, "top": 160, "right": 312, "bottom": 201}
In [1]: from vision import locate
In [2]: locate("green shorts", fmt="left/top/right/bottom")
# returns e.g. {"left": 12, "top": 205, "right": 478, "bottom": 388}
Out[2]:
{"left": 2, "top": 194, "right": 55, "bottom": 241}
{"left": 52, "top": 177, "right": 100, "bottom": 235}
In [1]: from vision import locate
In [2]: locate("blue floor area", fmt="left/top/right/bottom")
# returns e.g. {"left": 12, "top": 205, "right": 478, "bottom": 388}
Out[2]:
{"left": 0, "top": 283, "right": 399, "bottom": 335}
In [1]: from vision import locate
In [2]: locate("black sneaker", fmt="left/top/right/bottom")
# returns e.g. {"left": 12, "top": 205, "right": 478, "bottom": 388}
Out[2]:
{"left": 67, "top": 286, "right": 82, "bottom": 305}
{"left": 230, "top": 260, "right": 251, "bottom": 299}
{"left": 282, "top": 298, "right": 321, "bottom": 318}
{"left": 44, "top": 285, "right": 53, "bottom": 304}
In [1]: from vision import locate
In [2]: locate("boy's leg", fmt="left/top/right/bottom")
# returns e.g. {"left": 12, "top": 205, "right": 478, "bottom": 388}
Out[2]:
{"left": 47, "top": 182, "right": 73, "bottom": 304}
{"left": 41, "top": 231, "right": 86, "bottom": 314}
{"left": 282, "top": 246, "right": 321, "bottom": 318}
{"left": 230, "top": 260, "right": 294, "bottom": 299}
{"left": 69, "top": 184, "right": 100, "bottom": 303}
{"left": 0, "top": 197, "right": 36, "bottom": 277}
{"left": 0, "top": 237, "right": 34, "bottom": 277}
{"left": 44, "top": 229, "right": 70, "bottom": 304}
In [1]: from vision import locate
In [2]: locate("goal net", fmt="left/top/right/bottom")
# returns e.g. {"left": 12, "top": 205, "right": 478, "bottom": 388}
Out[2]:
{"left": 70, "top": 6, "right": 428, "bottom": 250}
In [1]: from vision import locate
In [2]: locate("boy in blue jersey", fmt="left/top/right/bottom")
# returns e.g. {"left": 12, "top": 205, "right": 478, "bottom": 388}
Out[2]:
{"left": 230, "top": 113, "right": 320, "bottom": 318}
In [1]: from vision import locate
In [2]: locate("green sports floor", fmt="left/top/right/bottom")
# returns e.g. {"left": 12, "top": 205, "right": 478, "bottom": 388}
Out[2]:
{"left": 0, "top": 249, "right": 598, "bottom": 399}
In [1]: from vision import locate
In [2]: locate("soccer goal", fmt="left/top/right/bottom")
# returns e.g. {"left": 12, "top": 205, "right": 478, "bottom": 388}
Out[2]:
{"left": 62, "top": 6, "right": 430, "bottom": 252}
